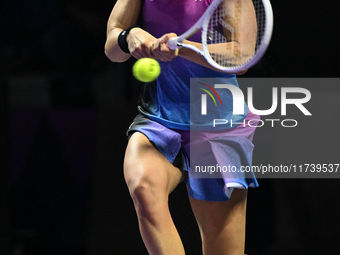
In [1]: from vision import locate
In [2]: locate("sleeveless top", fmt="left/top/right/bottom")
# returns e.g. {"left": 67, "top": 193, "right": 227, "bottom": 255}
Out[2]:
{"left": 138, "top": 0, "right": 248, "bottom": 130}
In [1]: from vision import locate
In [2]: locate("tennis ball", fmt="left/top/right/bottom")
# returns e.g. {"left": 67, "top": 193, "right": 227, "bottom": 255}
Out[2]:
{"left": 133, "top": 58, "right": 161, "bottom": 83}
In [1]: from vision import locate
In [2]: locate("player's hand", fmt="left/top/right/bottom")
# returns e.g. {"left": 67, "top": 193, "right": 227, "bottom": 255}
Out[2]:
{"left": 151, "top": 33, "right": 179, "bottom": 62}
{"left": 126, "top": 27, "right": 157, "bottom": 59}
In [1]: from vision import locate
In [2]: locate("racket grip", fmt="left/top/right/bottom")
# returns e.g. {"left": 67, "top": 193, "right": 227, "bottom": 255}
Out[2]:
{"left": 167, "top": 37, "right": 180, "bottom": 50}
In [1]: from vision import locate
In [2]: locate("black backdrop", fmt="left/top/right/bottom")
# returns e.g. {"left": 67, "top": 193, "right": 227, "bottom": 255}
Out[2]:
{"left": 1, "top": 0, "right": 339, "bottom": 254}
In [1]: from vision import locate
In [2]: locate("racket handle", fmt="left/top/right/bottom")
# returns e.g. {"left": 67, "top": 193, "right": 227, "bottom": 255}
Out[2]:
{"left": 167, "top": 37, "right": 181, "bottom": 50}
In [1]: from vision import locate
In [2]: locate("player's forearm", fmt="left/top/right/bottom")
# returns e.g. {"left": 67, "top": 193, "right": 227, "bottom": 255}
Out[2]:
{"left": 178, "top": 40, "right": 247, "bottom": 75}
{"left": 104, "top": 0, "right": 141, "bottom": 62}
{"left": 178, "top": 43, "right": 216, "bottom": 71}
{"left": 105, "top": 27, "right": 132, "bottom": 63}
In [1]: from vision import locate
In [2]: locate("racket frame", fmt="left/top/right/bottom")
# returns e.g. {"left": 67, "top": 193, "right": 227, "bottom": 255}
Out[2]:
{"left": 166, "top": 0, "right": 274, "bottom": 73}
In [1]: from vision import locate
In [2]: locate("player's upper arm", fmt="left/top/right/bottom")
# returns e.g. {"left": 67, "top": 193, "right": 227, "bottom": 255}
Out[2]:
{"left": 105, "top": 0, "right": 141, "bottom": 62}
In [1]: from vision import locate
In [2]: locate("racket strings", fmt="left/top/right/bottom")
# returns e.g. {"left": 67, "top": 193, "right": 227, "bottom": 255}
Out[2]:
{"left": 205, "top": 0, "right": 265, "bottom": 68}
{"left": 254, "top": 0, "right": 266, "bottom": 50}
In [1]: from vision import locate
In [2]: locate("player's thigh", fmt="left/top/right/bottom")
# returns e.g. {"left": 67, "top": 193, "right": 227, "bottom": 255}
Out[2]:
{"left": 189, "top": 189, "right": 248, "bottom": 255}
{"left": 124, "top": 131, "right": 185, "bottom": 196}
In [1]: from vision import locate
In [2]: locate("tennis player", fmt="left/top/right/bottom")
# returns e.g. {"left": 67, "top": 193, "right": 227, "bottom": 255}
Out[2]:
{"left": 105, "top": 0, "right": 259, "bottom": 254}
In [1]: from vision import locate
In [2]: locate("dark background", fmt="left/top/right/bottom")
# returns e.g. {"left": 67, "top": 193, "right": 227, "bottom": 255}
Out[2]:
{"left": 1, "top": 0, "right": 339, "bottom": 254}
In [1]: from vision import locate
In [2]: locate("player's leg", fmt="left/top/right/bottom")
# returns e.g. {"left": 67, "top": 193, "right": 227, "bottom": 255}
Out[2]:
{"left": 189, "top": 189, "right": 248, "bottom": 255}
{"left": 124, "top": 131, "right": 186, "bottom": 255}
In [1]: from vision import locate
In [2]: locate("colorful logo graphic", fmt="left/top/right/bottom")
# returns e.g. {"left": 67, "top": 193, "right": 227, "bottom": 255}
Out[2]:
{"left": 198, "top": 82, "right": 222, "bottom": 115}
{"left": 198, "top": 82, "right": 245, "bottom": 115}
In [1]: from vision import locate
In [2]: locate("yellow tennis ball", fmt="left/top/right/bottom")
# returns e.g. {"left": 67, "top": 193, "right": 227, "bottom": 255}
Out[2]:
{"left": 133, "top": 58, "right": 161, "bottom": 83}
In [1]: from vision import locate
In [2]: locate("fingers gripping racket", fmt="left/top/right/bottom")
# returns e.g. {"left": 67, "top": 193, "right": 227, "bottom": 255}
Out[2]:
{"left": 166, "top": 0, "right": 273, "bottom": 73}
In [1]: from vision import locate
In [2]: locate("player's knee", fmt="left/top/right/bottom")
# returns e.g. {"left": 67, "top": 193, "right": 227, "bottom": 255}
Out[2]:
{"left": 130, "top": 182, "right": 153, "bottom": 207}
{"left": 127, "top": 176, "right": 165, "bottom": 223}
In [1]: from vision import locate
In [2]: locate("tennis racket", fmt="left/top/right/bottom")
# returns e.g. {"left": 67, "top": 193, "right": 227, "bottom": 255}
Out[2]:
{"left": 166, "top": 0, "right": 273, "bottom": 73}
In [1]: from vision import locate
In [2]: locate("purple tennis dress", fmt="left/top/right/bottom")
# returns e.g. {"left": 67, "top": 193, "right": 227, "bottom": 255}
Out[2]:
{"left": 127, "top": 0, "right": 259, "bottom": 201}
